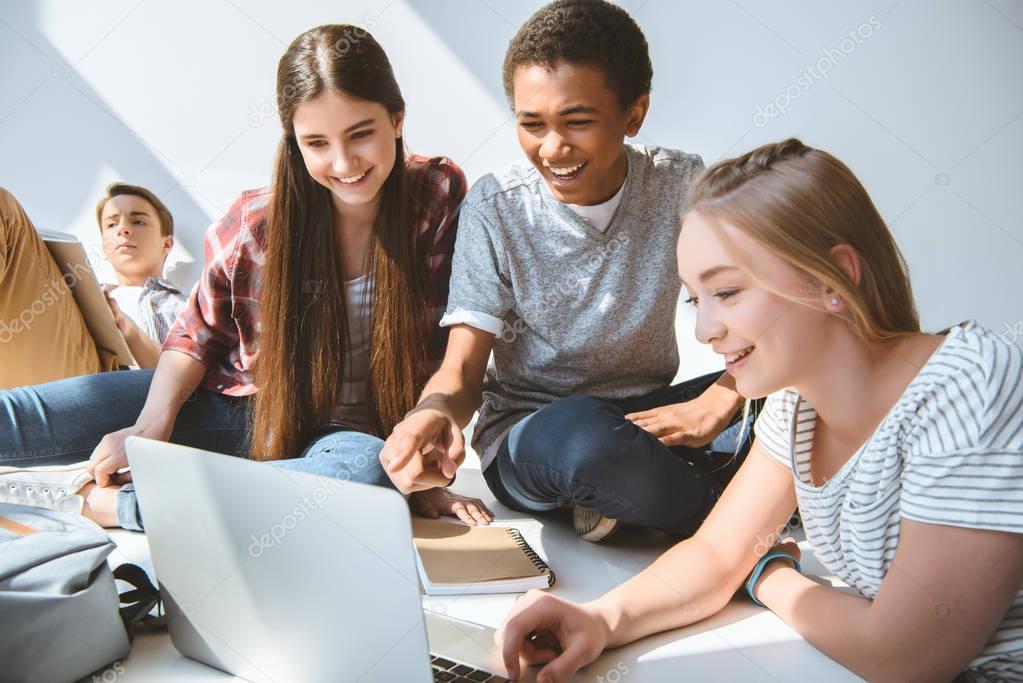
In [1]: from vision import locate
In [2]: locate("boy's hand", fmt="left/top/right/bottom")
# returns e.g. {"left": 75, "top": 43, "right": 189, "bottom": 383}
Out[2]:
{"left": 104, "top": 291, "right": 141, "bottom": 341}
{"left": 380, "top": 403, "right": 465, "bottom": 494}
{"left": 626, "top": 393, "right": 738, "bottom": 447}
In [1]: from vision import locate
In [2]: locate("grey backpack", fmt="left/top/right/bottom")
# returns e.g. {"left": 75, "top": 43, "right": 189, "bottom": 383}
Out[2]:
{"left": 0, "top": 502, "right": 164, "bottom": 683}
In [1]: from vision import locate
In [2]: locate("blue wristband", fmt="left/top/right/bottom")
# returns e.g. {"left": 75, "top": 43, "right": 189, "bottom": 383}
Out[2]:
{"left": 745, "top": 550, "right": 801, "bottom": 607}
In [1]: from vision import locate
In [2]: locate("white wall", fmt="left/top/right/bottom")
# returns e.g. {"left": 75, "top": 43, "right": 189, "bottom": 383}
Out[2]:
{"left": 2, "top": 0, "right": 1021, "bottom": 379}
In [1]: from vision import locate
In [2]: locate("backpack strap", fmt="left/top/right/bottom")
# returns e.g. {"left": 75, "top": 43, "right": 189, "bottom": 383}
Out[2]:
{"left": 113, "top": 563, "right": 167, "bottom": 638}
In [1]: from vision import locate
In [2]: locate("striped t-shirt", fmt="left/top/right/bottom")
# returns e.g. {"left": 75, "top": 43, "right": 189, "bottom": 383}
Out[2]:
{"left": 754, "top": 321, "right": 1023, "bottom": 681}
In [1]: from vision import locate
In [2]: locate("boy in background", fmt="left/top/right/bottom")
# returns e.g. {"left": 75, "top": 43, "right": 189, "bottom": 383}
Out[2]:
{"left": 96, "top": 183, "right": 186, "bottom": 368}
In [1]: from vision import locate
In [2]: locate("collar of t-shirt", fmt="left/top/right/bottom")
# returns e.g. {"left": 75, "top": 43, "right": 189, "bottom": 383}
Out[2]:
{"left": 564, "top": 179, "right": 626, "bottom": 233}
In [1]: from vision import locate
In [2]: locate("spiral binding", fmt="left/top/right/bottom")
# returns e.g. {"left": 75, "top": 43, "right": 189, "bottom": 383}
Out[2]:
{"left": 506, "top": 527, "right": 555, "bottom": 588}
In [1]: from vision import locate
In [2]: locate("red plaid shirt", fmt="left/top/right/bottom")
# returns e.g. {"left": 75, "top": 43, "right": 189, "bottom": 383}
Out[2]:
{"left": 163, "top": 154, "right": 466, "bottom": 396}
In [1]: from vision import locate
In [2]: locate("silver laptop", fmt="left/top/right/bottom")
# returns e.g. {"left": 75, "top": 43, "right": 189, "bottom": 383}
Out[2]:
{"left": 126, "top": 436, "right": 535, "bottom": 683}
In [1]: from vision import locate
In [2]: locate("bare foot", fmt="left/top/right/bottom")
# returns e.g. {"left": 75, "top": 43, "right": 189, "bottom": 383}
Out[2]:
{"left": 80, "top": 482, "right": 121, "bottom": 528}
{"left": 409, "top": 488, "right": 494, "bottom": 526}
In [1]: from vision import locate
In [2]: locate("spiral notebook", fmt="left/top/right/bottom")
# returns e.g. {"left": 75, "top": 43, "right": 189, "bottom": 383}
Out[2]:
{"left": 410, "top": 518, "right": 555, "bottom": 596}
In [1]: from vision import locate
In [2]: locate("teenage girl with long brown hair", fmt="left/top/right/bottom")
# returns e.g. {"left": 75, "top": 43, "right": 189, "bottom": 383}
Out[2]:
{"left": 0, "top": 24, "right": 491, "bottom": 529}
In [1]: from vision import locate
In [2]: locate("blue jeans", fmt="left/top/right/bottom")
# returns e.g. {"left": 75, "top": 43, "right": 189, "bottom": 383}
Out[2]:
{"left": 483, "top": 371, "right": 758, "bottom": 537}
{"left": 0, "top": 369, "right": 392, "bottom": 530}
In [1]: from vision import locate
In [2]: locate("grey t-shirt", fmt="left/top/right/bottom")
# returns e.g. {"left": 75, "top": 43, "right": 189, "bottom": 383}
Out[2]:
{"left": 330, "top": 274, "right": 373, "bottom": 434}
{"left": 441, "top": 144, "right": 705, "bottom": 469}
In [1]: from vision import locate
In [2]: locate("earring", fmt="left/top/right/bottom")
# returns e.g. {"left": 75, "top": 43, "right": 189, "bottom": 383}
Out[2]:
{"left": 831, "top": 297, "right": 840, "bottom": 306}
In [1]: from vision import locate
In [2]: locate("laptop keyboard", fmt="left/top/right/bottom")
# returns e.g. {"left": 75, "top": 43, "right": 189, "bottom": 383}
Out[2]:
{"left": 430, "top": 654, "right": 507, "bottom": 682}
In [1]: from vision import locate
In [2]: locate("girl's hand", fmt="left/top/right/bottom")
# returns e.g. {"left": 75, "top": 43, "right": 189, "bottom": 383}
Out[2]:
{"left": 88, "top": 419, "right": 174, "bottom": 487}
{"left": 409, "top": 487, "right": 493, "bottom": 526}
{"left": 88, "top": 425, "right": 139, "bottom": 487}
{"left": 497, "top": 590, "right": 610, "bottom": 683}
{"left": 771, "top": 538, "right": 801, "bottom": 564}
{"left": 749, "top": 538, "right": 802, "bottom": 605}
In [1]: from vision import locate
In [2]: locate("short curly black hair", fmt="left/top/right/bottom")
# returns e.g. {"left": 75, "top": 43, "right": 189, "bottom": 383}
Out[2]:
{"left": 502, "top": 0, "right": 652, "bottom": 110}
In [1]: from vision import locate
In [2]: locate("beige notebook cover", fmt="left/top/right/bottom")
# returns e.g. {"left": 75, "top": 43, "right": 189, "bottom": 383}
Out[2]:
{"left": 411, "top": 518, "right": 554, "bottom": 595}
{"left": 39, "top": 229, "right": 135, "bottom": 368}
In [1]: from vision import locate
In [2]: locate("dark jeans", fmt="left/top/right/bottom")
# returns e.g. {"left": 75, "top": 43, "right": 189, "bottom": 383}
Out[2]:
{"left": 483, "top": 371, "right": 758, "bottom": 537}
{"left": 0, "top": 369, "right": 393, "bottom": 529}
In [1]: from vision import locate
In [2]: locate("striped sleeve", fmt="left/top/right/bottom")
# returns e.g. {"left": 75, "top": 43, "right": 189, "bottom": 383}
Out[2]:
{"left": 753, "top": 390, "right": 796, "bottom": 470}
{"left": 901, "top": 333, "right": 1023, "bottom": 533}
{"left": 977, "top": 331, "right": 1023, "bottom": 450}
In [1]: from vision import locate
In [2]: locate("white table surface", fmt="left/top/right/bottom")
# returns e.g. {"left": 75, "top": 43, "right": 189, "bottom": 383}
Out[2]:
{"left": 96, "top": 458, "right": 863, "bottom": 683}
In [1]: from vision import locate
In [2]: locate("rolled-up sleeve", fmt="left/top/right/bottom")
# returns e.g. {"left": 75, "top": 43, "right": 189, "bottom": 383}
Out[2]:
{"left": 161, "top": 202, "right": 241, "bottom": 369}
{"left": 441, "top": 201, "right": 516, "bottom": 333}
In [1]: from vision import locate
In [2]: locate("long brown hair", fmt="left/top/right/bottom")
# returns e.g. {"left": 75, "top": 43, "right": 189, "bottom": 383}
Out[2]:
{"left": 252, "top": 25, "right": 428, "bottom": 461}
{"left": 686, "top": 138, "right": 920, "bottom": 344}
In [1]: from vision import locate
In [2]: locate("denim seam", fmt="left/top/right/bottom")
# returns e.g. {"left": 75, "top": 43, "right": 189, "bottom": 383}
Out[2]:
{"left": 4, "top": 427, "right": 249, "bottom": 463}
{"left": 513, "top": 460, "right": 642, "bottom": 519}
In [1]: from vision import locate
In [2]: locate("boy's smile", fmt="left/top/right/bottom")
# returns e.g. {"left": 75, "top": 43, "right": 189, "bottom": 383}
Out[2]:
{"left": 512, "top": 61, "right": 647, "bottom": 206}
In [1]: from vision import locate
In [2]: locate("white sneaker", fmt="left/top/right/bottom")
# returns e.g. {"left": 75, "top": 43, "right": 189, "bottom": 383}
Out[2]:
{"left": 573, "top": 504, "right": 621, "bottom": 543}
{"left": 0, "top": 462, "right": 93, "bottom": 514}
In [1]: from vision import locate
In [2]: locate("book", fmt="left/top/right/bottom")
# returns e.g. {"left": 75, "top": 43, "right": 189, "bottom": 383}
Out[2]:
{"left": 37, "top": 229, "right": 135, "bottom": 368}
{"left": 411, "top": 517, "right": 555, "bottom": 596}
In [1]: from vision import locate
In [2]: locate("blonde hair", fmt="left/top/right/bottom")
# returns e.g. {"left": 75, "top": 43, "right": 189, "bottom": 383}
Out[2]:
{"left": 686, "top": 138, "right": 920, "bottom": 343}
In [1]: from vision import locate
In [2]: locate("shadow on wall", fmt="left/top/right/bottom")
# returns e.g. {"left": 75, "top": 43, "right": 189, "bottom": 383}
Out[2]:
{"left": 402, "top": 1, "right": 532, "bottom": 107}
{"left": 0, "top": 3, "right": 210, "bottom": 292}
